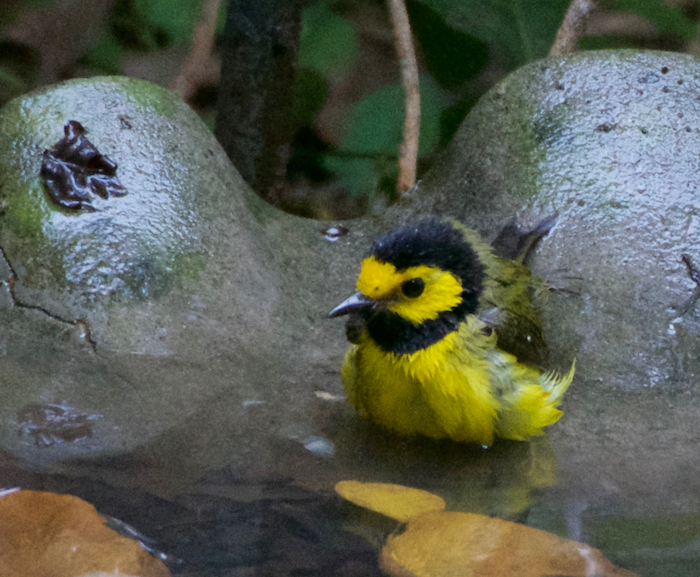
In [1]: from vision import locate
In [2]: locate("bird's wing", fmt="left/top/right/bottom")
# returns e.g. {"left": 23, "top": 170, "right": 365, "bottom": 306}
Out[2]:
{"left": 480, "top": 257, "right": 550, "bottom": 368}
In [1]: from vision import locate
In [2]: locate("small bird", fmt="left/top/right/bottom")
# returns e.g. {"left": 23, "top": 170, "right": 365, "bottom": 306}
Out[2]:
{"left": 329, "top": 217, "right": 574, "bottom": 446}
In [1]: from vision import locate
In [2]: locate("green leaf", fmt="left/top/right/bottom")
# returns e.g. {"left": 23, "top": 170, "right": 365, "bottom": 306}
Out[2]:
{"left": 133, "top": 0, "right": 205, "bottom": 46}
{"left": 340, "top": 74, "right": 451, "bottom": 157}
{"left": 415, "top": 0, "right": 569, "bottom": 69}
{"left": 80, "top": 29, "right": 125, "bottom": 75}
{"left": 291, "top": 68, "right": 329, "bottom": 128}
{"left": 299, "top": 0, "right": 359, "bottom": 76}
{"left": 323, "top": 75, "right": 450, "bottom": 198}
{"left": 322, "top": 156, "right": 384, "bottom": 199}
{"left": 407, "top": 1, "right": 488, "bottom": 89}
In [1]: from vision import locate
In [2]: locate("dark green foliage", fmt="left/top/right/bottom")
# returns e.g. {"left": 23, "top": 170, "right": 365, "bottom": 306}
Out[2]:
{"left": 3, "top": 0, "right": 700, "bottom": 206}
{"left": 407, "top": 0, "right": 488, "bottom": 90}
{"left": 415, "top": 0, "right": 570, "bottom": 69}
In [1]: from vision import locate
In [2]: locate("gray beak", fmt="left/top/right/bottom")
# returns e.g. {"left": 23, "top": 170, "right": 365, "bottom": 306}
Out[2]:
{"left": 328, "top": 291, "right": 375, "bottom": 318}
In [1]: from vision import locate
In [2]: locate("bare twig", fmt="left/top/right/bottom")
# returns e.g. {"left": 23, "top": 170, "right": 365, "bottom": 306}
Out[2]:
{"left": 550, "top": 0, "right": 598, "bottom": 57}
{"left": 387, "top": 0, "right": 420, "bottom": 196}
{"left": 172, "top": 0, "right": 222, "bottom": 101}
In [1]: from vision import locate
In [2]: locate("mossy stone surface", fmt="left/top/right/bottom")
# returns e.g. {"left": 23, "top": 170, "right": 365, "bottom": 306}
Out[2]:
{"left": 0, "top": 77, "right": 244, "bottom": 340}
{"left": 412, "top": 50, "right": 700, "bottom": 392}
{"left": 408, "top": 50, "right": 700, "bottom": 515}
{"left": 0, "top": 76, "right": 362, "bottom": 471}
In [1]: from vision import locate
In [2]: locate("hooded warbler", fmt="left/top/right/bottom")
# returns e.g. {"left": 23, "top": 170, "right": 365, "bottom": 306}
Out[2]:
{"left": 329, "top": 217, "right": 574, "bottom": 446}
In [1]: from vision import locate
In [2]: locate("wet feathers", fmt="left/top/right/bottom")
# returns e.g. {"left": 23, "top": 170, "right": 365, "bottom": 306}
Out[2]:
{"left": 330, "top": 218, "right": 574, "bottom": 446}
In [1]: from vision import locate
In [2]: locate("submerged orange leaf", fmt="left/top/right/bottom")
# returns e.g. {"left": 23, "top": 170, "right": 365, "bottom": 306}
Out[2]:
{"left": 0, "top": 490, "right": 170, "bottom": 577}
{"left": 381, "top": 511, "right": 638, "bottom": 577}
{"left": 335, "top": 480, "right": 446, "bottom": 522}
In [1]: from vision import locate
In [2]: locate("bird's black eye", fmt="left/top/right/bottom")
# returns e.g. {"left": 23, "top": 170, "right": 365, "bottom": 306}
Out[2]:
{"left": 401, "top": 277, "right": 425, "bottom": 298}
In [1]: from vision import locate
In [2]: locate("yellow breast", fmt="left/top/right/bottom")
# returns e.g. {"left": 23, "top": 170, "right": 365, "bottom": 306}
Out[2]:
{"left": 341, "top": 317, "right": 501, "bottom": 445}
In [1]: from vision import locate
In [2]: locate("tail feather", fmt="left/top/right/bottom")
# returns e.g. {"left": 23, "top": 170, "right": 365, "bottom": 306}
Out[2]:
{"left": 540, "top": 359, "right": 576, "bottom": 404}
{"left": 495, "top": 359, "right": 576, "bottom": 441}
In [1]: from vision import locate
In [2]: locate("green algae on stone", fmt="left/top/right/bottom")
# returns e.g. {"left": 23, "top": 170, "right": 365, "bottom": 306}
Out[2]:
{"left": 0, "top": 74, "right": 363, "bottom": 475}
{"left": 0, "top": 77, "right": 207, "bottom": 316}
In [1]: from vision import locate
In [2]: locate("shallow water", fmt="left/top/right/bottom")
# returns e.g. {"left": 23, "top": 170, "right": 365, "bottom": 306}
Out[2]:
{"left": 3, "top": 373, "right": 700, "bottom": 576}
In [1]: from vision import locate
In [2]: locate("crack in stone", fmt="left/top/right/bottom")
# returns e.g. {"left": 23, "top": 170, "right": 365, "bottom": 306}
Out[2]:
{"left": 0, "top": 245, "right": 98, "bottom": 353}
{"left": 679, "top": 253, "right": 700, "bottom": 316}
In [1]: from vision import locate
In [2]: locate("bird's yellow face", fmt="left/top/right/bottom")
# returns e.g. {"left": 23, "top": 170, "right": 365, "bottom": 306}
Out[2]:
{"left": 329, "top": 218, "right": 486, "bottom": 355}
{"left": 357, "top": 256, "right": 463, "bottom": 325}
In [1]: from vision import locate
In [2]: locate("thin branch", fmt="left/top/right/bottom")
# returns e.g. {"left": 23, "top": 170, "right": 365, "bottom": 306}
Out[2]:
{"left": 387, "top": 0, "right": 420, "bottom": 196}
{"left": 172, "top": 0, "right": 222, "bottom": 101}
{"left": 550, "top": 0, "right": 598, "bottom": 57}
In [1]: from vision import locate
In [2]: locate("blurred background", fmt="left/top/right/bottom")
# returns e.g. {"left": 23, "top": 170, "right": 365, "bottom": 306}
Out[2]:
{"left": 1, "top": 0, "right": 699, "bottom": 218}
